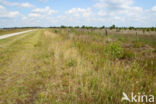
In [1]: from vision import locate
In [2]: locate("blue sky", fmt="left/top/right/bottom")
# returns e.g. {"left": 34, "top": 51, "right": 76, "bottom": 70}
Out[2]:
{"left": 0, "top": 0, "right": 156, "bottom": 27}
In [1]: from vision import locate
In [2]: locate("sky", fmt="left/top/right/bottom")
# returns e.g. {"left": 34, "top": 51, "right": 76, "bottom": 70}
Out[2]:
{"left": 0, "top": 0, "right": 156, "bottom": 27}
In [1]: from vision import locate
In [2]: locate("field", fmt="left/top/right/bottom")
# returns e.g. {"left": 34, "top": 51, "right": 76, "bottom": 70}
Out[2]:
{"left": 0, "top": 28, "right": 155, "bottom": 104}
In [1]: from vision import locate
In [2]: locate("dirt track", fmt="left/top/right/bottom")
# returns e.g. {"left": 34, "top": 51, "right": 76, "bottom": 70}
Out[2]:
{"left": 0, "top": 30, "right": 33, "bottom": 40}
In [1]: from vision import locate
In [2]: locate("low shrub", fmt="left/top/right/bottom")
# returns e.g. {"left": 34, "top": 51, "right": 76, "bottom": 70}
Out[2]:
{"left": 106, "top": 41, "right": 124, "bottom": 59}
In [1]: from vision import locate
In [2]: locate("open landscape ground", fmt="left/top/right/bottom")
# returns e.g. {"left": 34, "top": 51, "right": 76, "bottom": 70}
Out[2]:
{"left": 0, "top": 28, "right": 155, "bottom": 104}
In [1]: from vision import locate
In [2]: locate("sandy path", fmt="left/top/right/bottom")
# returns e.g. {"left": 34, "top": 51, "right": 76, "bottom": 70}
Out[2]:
{"left": 0, "top": 30, "right": 33, "bottom": 40}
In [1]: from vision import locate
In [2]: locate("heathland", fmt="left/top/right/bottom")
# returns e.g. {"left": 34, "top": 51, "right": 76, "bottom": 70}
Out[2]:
{"left": 0, "top": 28, "right": 155, "bottom": 104}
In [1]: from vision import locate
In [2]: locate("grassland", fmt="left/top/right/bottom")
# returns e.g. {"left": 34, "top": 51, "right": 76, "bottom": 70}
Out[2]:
{"left": 0, "top": 29, "right": 155, "bottom": 104}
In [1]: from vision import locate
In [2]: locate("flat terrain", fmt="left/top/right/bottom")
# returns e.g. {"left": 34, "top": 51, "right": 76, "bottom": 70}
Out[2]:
{"left": 0, "top": 29, "right": 155, "bottom": 104}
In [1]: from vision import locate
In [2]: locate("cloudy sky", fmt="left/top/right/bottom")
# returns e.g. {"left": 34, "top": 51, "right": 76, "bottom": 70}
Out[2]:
{"left": 0, "top": 0, "right": 156, "bottom": 27}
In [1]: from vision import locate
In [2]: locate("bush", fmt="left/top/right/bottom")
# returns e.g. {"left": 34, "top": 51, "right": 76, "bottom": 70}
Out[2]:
{"left": 106, "top": 42, "right": 124, "bottom": 59}
{"left": 54, "top": 30, "right": 58, "bottom": 33}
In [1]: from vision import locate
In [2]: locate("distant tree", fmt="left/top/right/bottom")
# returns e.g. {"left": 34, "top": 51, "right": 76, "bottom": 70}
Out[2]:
{"left": 86, "top": 26, "right": 90, "bottom": 29}
{"left": 101, "top": 25, "right": 105, "bottom": 29}
{"left": 61, "top": 25, "right": 66, "bottom": 28}
{"left": 110, "top": 24, "right": 116, "bottom": 29}
{"left": 146, "top": 28, "right": 150, "bottom": 32}
{"left": 75, "top": 26, "right": 80, "bottom": 28}
{"left": 128, "top": 26, "right": 135, "bottom": 30}
{"left": 68, "top": 26, "right": 73, "bottom": 28}
{"left": 82, "top": 25, "right": 86, "bottom": 28}
{"left": 151, "top": 27, "right": 155, "bottom": 31}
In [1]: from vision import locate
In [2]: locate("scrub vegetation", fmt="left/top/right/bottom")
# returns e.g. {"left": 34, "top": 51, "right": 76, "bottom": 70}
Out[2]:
{"left": 0, "top": 28, "right": 155, "bottom": 104}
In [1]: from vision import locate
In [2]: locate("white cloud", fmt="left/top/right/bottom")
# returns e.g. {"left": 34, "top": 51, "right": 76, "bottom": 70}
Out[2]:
{"left": 65, "top": 8, "right": 92, "bottom": 17}
{"left": 32, "top": 6, "right": 57, "bottom": 15}
{"left": 28, "top": 13, "right": 41, "bottom": 18}
{"left": 93, "top": 0, "right": 148, "bottom": 26}
{"left": 97, "top": 11, "right": 107, "bottom": 16}
{"left": 0, "top": 0, "right": 33, "bottom": 8}
{"left": 0, "top": 11, "right": 20, "bottom": 18}
{"left": 39, "top": 0, "right": 49, "bottom": 2}
{"left": 0, "top": 0, "right": 156, "bottom": 27}
{"left": 20, "top": 3, "right": 33, "bottom": 8}
{"left": 7, "top": 11, "right": 20, "bottom": 18}
{"left": 0, "top": 5, "right": 20, "bottom": 18}
{"left": 152, "top": 6, "right": 156, "bottom": 11}
{"left": 94, "top": 0, "right": 133, "bottom": 10}
{"left": 0, "top": 5, "right": 4, "bottom": 9}
{"left": 94, "top": 0, "right": 142, "bottom": 14}
{"left": 22, "top": 6, "right": 57, "bottom": 22}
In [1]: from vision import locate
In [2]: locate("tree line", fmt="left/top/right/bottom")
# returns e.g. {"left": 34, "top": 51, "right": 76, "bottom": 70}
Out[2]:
{"left": 1, "top": 25, "right": 156, "bottom": 32}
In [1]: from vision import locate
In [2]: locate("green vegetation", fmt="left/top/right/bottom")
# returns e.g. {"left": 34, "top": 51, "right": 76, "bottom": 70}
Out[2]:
{"left": 0, "top": 28, "right": 155, "bottom": 104}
